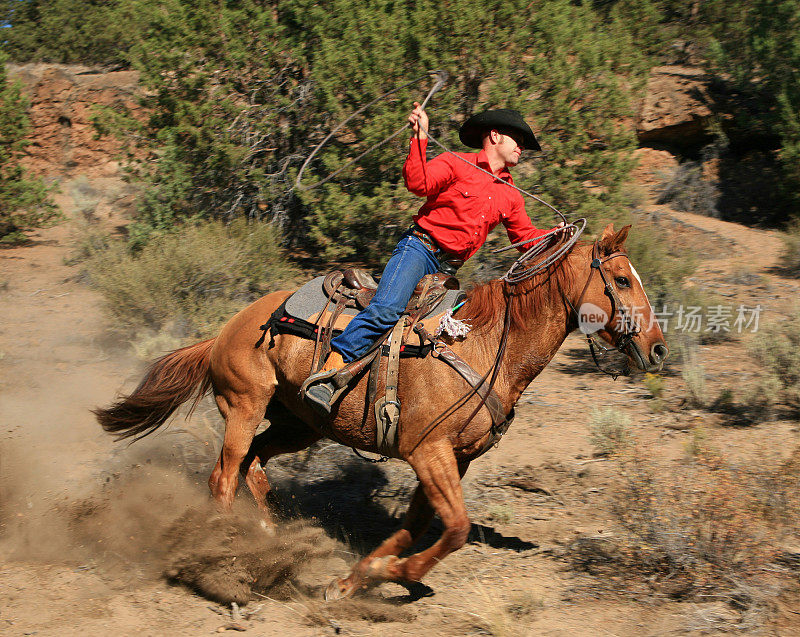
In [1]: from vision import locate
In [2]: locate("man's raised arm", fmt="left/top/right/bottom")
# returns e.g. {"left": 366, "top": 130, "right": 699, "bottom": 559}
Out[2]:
{"left": 402, "top": 102, "right": 453, "bottom": 196}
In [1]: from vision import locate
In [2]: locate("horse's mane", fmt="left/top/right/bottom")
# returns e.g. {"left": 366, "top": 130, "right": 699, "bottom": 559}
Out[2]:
{"left": 457, "top": 240, "right": 587, "bottom": 333}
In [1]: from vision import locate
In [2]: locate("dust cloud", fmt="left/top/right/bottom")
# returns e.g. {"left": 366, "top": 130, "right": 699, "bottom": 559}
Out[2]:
{"left": 0, "top": 441, "right": 342, "bottom": 603}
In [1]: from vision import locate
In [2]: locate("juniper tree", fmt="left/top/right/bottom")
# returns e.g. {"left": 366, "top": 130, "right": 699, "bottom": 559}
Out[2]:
{"left": 4, "top": 0, "right": 654, "bottom": 260}
{"left": 1, "top": 0, "right": 136, "bottom": 66}
{"left": 702, "top": 0, "right": 800, "bottom": 209}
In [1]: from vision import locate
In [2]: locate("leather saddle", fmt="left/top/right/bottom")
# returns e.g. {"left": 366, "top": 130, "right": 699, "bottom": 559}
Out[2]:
{"left": 322, "top": 267, "right": 459, "bottom": 312}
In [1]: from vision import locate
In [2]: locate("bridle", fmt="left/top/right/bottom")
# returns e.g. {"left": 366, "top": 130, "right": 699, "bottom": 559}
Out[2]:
{"left": 565, "top": 241, "right": 641, "bottom": 380}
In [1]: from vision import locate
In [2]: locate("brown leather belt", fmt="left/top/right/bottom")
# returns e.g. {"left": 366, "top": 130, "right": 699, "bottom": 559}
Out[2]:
{"left": 410, "top": 225, "right": 465, "bottom": 276}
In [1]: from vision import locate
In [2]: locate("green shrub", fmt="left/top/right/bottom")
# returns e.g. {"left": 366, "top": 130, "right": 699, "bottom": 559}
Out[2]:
{"left": 83, "top": 220, "right": 298, "bottom": 338}
{"left": 0, "top": 52, "right": 58, "bottom": 243}
{"left": 0, "top": 0, "right": 141, "bottom": 65}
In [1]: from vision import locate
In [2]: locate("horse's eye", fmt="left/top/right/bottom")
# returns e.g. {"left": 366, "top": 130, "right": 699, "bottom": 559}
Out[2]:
{"left": 615, "top": 276, "right": 630, "bottom": 288}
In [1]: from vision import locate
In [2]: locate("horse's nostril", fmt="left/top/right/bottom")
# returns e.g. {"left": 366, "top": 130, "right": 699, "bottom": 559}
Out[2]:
{"left": 651, "top": 343, "right": 669, "bottom": 364}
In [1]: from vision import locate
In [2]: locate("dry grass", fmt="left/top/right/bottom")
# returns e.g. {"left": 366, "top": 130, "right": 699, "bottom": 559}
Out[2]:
{"left": 748, "top": 306, "right": 800, "bottom": 411}
{"left": 78, "top": 219, "right": 299, "bottom": 340}
{"left": 486, "top": 503, "right": 516, "bottom": 524}
{"left": 571, "top": 435, "right": 800, "bottom": 621}
{"left": 677, "top": 335, "right": 707, "bottom": 407}
{"left": 780, "top": 218, "right": 800, "bottom": 276}
{"left": 703, "top": 307, "right": 800, "bottom": 424}
{"left": 588, "top": 407, "right": 631, "bottom": 456}
{"left": 467, "top": 580, "right": 541, "bottom": 637}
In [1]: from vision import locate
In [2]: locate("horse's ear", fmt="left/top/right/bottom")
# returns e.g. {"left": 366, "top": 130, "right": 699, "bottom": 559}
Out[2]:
{"left": 598, "top": 223, "right": 630, "bottom": 255}
{"left": 613, "top": 225, "right": 631, "bottom": 251}
{"left": 598, "top": 223, "right": 616, "bottom": 255}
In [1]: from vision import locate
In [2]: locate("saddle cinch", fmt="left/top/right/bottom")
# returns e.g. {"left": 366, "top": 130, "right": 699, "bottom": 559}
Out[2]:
{"left": 285, "top": 268, "right": 459, "bottom": 453}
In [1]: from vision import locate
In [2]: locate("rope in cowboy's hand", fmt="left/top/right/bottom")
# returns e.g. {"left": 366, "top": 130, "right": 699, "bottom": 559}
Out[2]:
{"left": 293, "top": 70, "right": 586, "bottom": 281}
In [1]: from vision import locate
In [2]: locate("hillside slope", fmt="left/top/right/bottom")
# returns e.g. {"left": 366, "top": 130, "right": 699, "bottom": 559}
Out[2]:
{"left": 2, "top": 182, "right": 799, "bottom": 634}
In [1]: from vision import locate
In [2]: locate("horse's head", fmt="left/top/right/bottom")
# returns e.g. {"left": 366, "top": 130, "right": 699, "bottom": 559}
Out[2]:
{"left": 572, "top": 223, "right": 668, "bottom": 373}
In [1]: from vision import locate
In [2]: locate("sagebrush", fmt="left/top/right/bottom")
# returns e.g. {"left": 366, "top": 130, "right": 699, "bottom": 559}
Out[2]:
{"left": 588, "top": 407, "right": 631, "bottom": 456}
{"left": 83, "top": 220, "right": 298, "bottom": 338}
{"left": 748, "top": 306, "right": 800, "bottom": 412}
{"left": 572, "top": 438, "right": 800, "bottom": 616}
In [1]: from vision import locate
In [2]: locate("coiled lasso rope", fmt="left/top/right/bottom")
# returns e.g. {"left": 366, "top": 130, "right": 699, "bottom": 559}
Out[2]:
{"left": 293, "top": 70, "right": 586, "bottom": 281}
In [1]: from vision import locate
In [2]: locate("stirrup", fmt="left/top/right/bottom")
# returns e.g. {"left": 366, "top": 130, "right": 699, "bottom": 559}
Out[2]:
{"left": 300, "top": 368, "right": 347, "bottom": 416}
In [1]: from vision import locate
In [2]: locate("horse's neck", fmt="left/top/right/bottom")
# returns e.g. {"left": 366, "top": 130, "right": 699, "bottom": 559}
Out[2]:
{"left": 460, "top": 248, "right": 588, "bottom": 406}
{"left": 501, "top": 301, "right": 572, "bottom": 404}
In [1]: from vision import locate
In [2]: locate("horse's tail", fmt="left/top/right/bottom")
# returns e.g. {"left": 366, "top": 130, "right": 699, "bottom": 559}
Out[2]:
{"left": 94, "top": 338, "right": 216, "bottom": 441}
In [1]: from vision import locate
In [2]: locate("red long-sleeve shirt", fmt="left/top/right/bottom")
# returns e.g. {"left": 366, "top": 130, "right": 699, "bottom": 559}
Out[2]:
{"left": 402, "top": 137, "right": 548, "bottom": 260}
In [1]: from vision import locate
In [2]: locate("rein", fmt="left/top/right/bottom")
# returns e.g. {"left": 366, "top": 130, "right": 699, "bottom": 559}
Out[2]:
{"left": 410, "top": 237, "right": 642, "bottom": 455}
{"left": 408, "top": 227, "right": 584, "bottom": 456}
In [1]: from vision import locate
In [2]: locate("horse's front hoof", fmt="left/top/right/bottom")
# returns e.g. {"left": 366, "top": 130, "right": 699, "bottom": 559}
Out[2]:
{"left": 324, "top": 577, "right": 357, "bottom": 601}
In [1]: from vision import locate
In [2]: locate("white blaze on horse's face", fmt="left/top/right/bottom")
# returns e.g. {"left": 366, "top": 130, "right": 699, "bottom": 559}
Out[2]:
{"left": 629, "top": 264, "right": 652, "bottom": 311}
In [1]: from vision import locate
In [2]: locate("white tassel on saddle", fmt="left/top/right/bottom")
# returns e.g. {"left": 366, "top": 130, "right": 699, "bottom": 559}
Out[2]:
{"left": 435, "top": 307, "right": 471, "bottom": 339}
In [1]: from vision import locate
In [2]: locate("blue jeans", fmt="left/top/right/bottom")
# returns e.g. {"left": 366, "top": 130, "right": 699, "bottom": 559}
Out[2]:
{"left": 331, "top": 231, "right": 439, "bottom": 362}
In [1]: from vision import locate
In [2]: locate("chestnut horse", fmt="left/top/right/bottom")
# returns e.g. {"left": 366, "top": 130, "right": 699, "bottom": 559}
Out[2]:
{"left": 95, "top": 223, "right": 667, "bottom": 598}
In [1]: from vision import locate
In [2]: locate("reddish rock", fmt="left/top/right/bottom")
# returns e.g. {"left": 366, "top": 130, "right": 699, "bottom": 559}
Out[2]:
{"left": 7, "top": 63, "right": 144, "bottom": 179}
{"left": 637, "top": 66, "right": 714, "bottom": 147}
{"left": 631, "top": 147, "right": 680, "bottom": 192}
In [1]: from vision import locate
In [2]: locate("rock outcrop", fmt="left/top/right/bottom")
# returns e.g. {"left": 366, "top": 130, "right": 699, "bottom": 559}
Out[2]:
{"left": 636, "top": 66, "right": 715, "bottom": 147}
{"left": 8, "top": 63, "right": 142, "bottom": 179}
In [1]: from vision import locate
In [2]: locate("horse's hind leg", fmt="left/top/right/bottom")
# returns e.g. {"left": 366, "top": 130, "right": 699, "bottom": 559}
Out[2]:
{"left": 240, "top": 400, "right": 322, "bottom": 523}
{"left": 208, "top": 389, "right": 272, "bottom": 510}
{"left": 326, "top": 440, "right": 470, "bottom": 599}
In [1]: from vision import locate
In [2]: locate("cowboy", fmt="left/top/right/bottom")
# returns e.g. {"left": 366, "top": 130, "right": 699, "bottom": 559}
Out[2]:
{"left": 304, "top": 103, "right": 561, "bottom": 414}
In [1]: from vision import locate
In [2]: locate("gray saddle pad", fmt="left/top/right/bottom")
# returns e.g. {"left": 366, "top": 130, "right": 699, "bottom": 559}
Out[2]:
{"left": 285, "top": 275, "right": 464, "bottom": 321}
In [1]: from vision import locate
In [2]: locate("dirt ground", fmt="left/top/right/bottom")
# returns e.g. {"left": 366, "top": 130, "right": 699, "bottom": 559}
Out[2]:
{"left": 2, "top": 180, "right": 800, "bottom": 636}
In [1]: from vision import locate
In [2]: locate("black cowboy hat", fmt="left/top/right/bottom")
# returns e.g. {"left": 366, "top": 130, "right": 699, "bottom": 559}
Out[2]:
{"left": 458, "top": 108, "right": 541, "bottom": 151}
